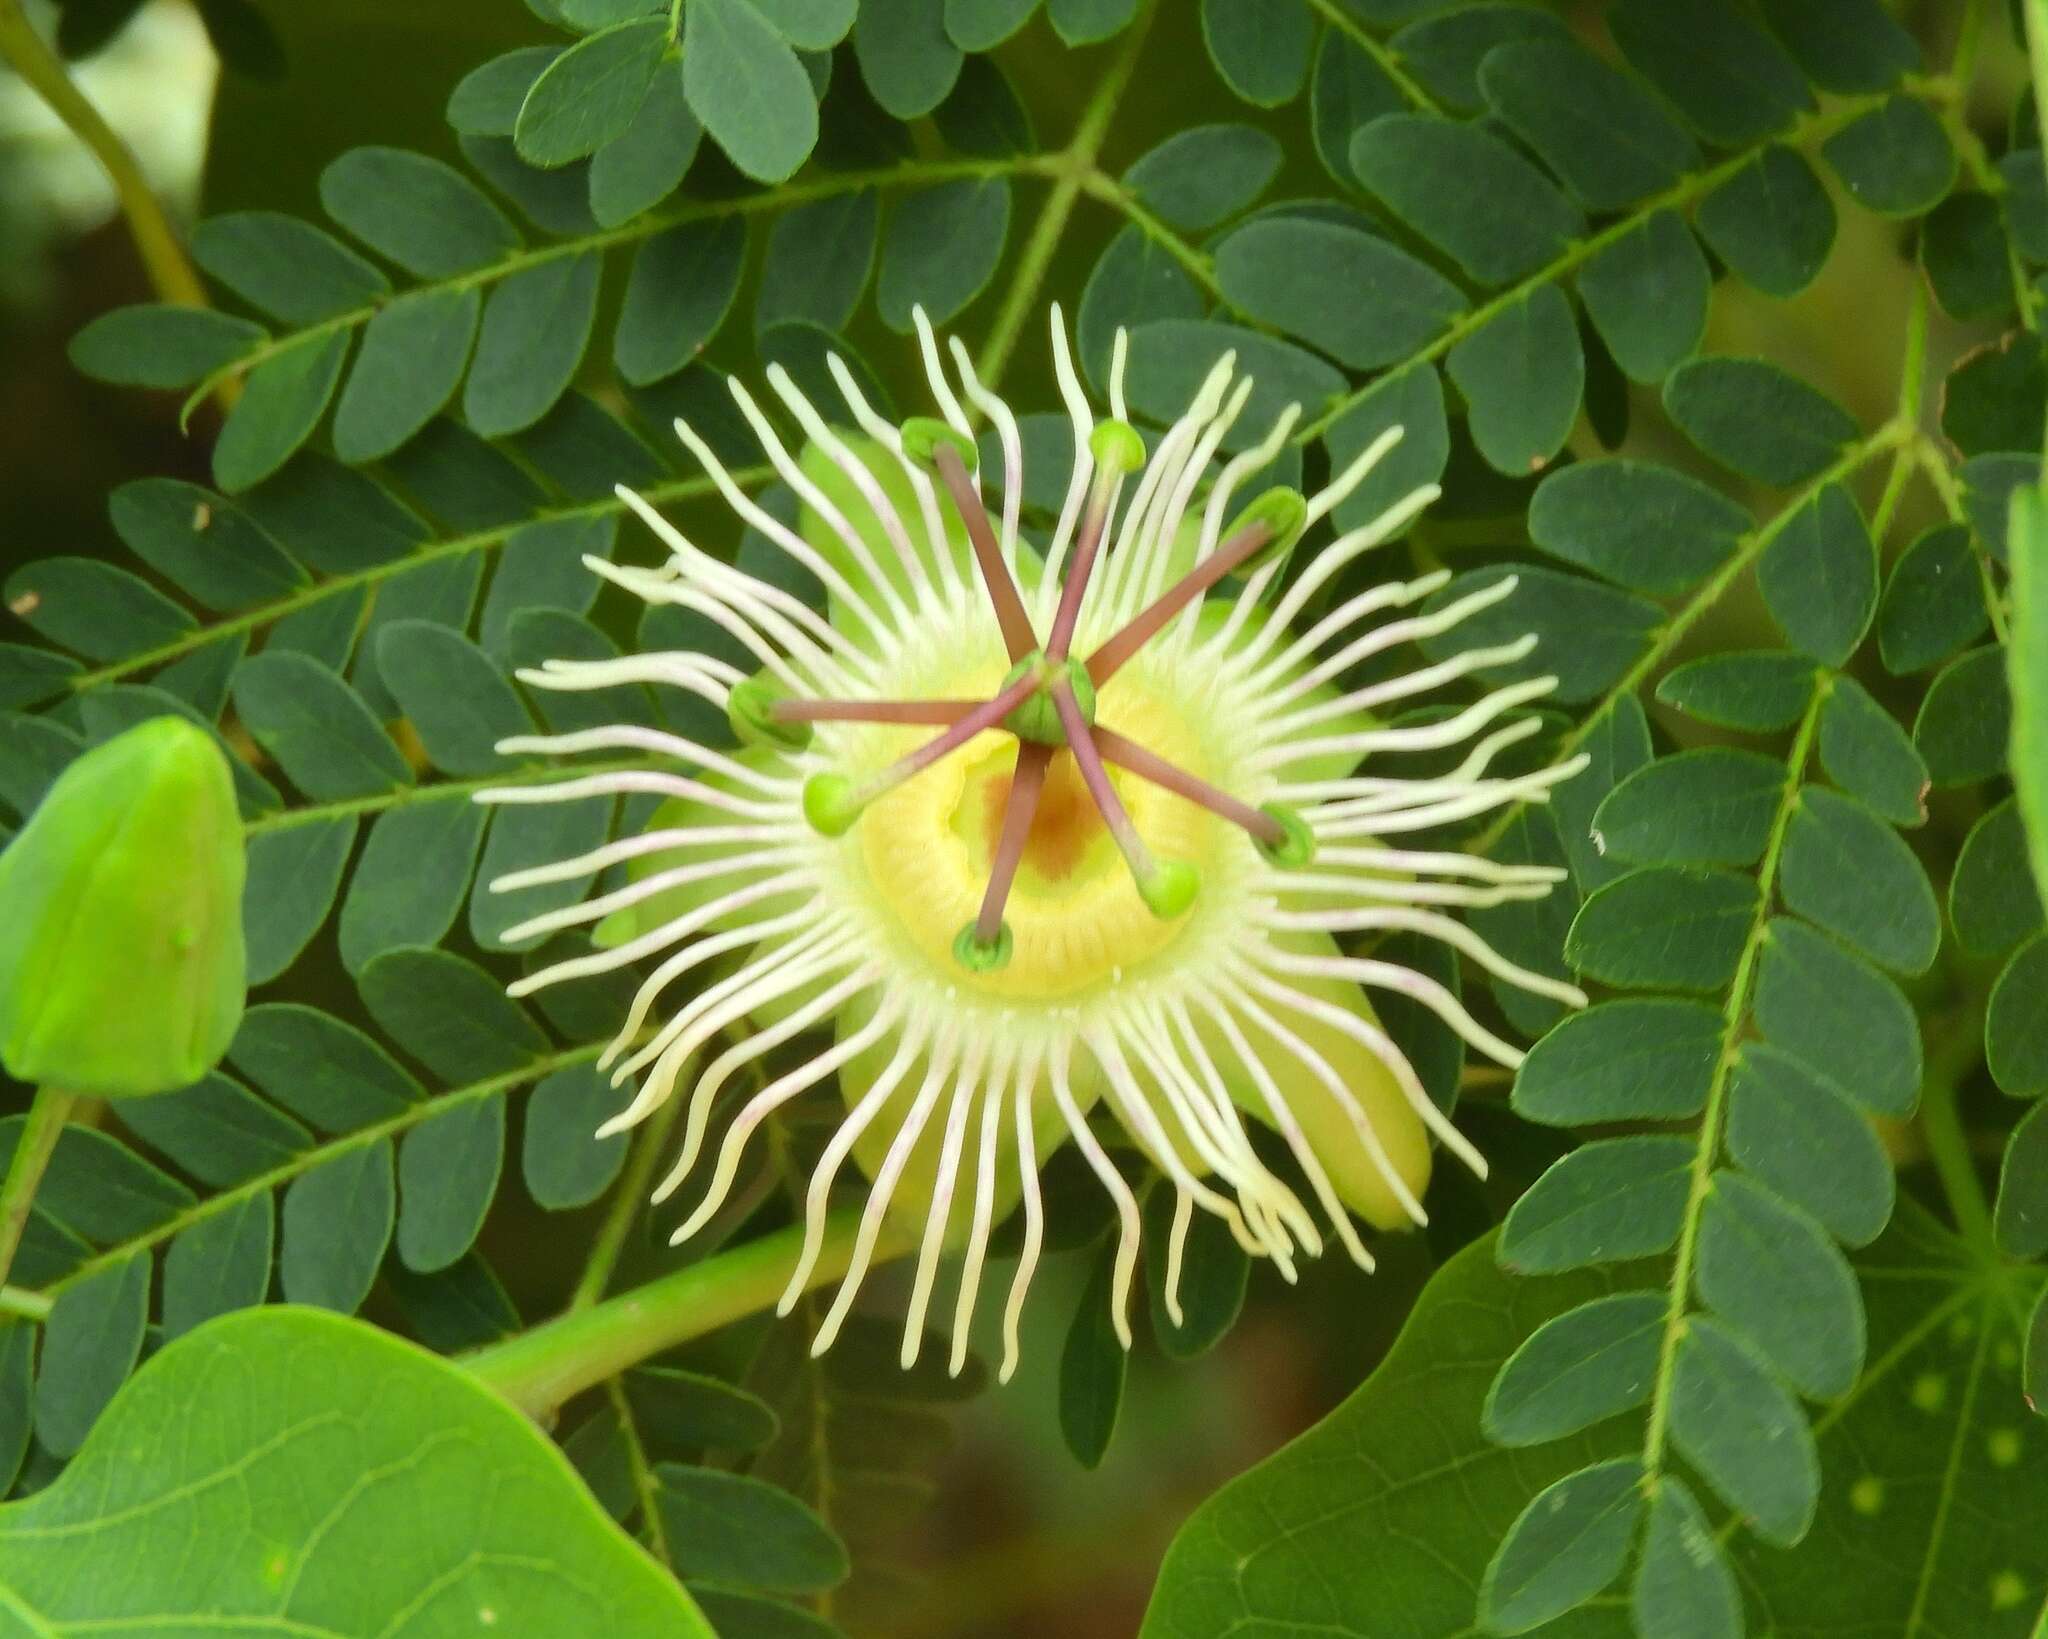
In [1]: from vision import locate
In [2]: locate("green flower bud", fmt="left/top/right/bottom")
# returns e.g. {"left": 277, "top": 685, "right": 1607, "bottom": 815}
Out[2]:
{"left": 0, "top": 717, "right": 247, "bottom": 1097}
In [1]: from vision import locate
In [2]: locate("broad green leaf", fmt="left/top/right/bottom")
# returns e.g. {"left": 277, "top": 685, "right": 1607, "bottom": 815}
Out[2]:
{"left": 1921, "top": 192, "right": 2016, "bottom": 323}
{"left": 1550, "top": 694, "right": 1653, "bottom": 890}
{"left": 1655, "top": 649, "right": 1817, "bottom": 731}
{"left": 1668, "top": 1315, "right": 1818, "bottom": 1547}
{"left": 1322, "top": 362, "right": 1450, "bottom": 532}
{"left": 1200, "top": 0, "right": 1310, "bottom": 106}
{"left": 161, "top": 1190, "right": 274, "bottom": 1339}
{"left": 515, "top": 17, "right": 668, "bottom": 166}
{"left": 853, "top": 0, "right": 961, "bottom": 119}
{"left": 1726, "top": 1043, "right": 1895, "bottom": 1247}
{"left": 447, "top": 46, "right": 560, "bottom": 136}
{"left": 239, "top": 454, "right": 429, "bottom": 574}
{"left": 386, "top": 1250, "right": 521, "bottom": 1353}
{"left": 1821, "top": 95, "right": 1959, "bottom": 217}
{"left": 750, "top": 0, "right": 855, "bottom": 48}
{"left": 0, "top": 712, "right": 80, "bottom": 817}
{"left": 1779, "top": 785, "right": 1940, "bottom": 974}
{"left": 589, "top": 65, "right": 702, "bottom": 225}
{"left": 68, "top": 303, "right": 267, "bottom": 389}
{"left": 1480, "top": 37, "right": 1697, "bottom": 210}
{"left": 280, "top": 1139, "right": 396, "bottom": 1312}
{"left": 471, "top": 798, "right": 612, "bottom": 951}
{"left": 1350, "top": 113, "right": 1583, "bottom": 286}
{"left": 1143, "top": 1182, "right": 1248, "bottom": 1361}
{"left": 481, "top": 515, "right": 617, "bottom": 655}
{"left": 376, "top": 620, "right": 532, "bottom": 776}
{"left": 691, "top": 1588, "right": 843, "bottom": 1639}
{"left": 1513, "top": 998, "right": 1721, "bottom": 1126}
{"left": 1760, "top": 481, "right": 1879, "bottom": 666}
{"left": 243, "top": 815, "right": 357, "bottom": 984}
{"left": 504, "top": 609, "right": 658, "bottom": 732}
{"left": 34, "top": 1252, "right": 149, "bottom": 1458}
{"left": 1125, "top": 124, "right": 1280, "bottom": 231}
{"left": 0, "top": 645, "right": 81, "bottom": 712}
{"left": 4, "top": 556, "right": 194, "bottom": 662}
{"left": 24, "top": 1123, "right": 191, "bottom": 1242}
{"left": 320, "top": 147, "right": 523, "bottom": 277}
{"left": 1989, "top": 933, "right": 2048, "bottom": 1097}
{"left": 1528, "top": 459, "right": 1747, "bottom": 594}
{"left": 1696, "top": 1171, "right": 1864, "bottom": 1398}
{"left": 1914, "top": 645, "right": 2011, "bottom": 787}
{"left": 108, "top": 479, "right": 305, "bottom": 611}
{"left": 1753, "top": 916, "right": 1921, "bottom": 1117}
{"left": 231, "top": 1002, "right": 424, "bottom": 1132}
{"left": 524, "top": 1060, "right": 629, "bottom": 1208}
{"left": 1632, "top": 1478, "right": 1740, "bottom": 1639}
{"left": 944, "top": 0, "right": 1035, "bottom": 50}
{"left": 397, "top": 1098, "right": 506, "bottom": 1272}
{"left": 1213, "top": 217, "right": 1465, "bottom": 370}
{"left": 1608, "top": 0, "right": 1810, "bottom": 146}
{"left": 1499, "top": 1136, "right": 1694, "bottom": 1273}
{"left": 464, "top": 252, "right": 601, "bottom": 436}
{"left": 1444, "top": 284, "right": 1582, "bottom": 477}
{"left": 1576, "top": 209, "right": 1709, "bottom": 384}
{"left": 1059, "top": 1238, "right": 1127, "bottom": 1467}
{"left": 1952, "top": 797, "right": 2045, "bottom": 958}
{"left": 332, "top": 287, "right": 482, "bottom": 464}
{"left": 1390, "top": 4, "right": 1567, "bottom": 113}
{"left": 1592, "top": 748, "right": 1782, "bottom": 867}
{"left": 461, "top": 133, "right": 600, "bottom": 236}
{"left": 359, "top": 945, "right": 550, "bottom": 1080}
{"left": 1695, "top": 145, "right": 1836, "bottom": 298}
{"left": 1817, "top": 674, "right": 1928, "bottom": 826}
{"left": 231, "top": 651, "right": 412, "bottom": 800}
{"left": 1997, "top": 1100, "right": 2048, "bottom": 1259}
{"left": 1664, "top": 356, "right": 1859, "bottom": 487}
{"left": 1484, "top": 1294, "right": 1664, "bottom": 1446}
{"left": 1468, "top": 807, "right": 1578, "bottom": 1039}
{"left": 1309, "top": 27, "right": 1403, "bottom": 192}
{"left": 655, "top": 1463, "right": 849, "bottom": 1591}
{"left": 1418, "top": 565, "right": 1662, "bottom": 704}
{"left": 1480, "top": 1458, "right": 1644, "bottom": 1633}
{"left": 1075, "top": 226, "right": 1203, "bottom": 391}
{"left": 877, "top": 178, "right": 1011, "bottom": 330}
{"left": 2014, "top": 481, "right": 2048, "bottom": 906}
{"left": 1962, "top": 451, "right": 2036, "bottom": 562}
{"left": 212, "top": 329, "right": 351, "bottom": 493}
{"left": 1940, "top": 334, "right": 2045, "bottom": 458}
{"left": 0, "top": 1307, "right": 714, "bottom": 1633}
{"left": 191, "top": 210, "right": 389, "bottom": 323}
{"left": 1566, "top": 866, "right": 1757, "bottom": 992}
{"left": 116, "top": 1070, "right": 310, "bottom": 1188}
{"left": 626, "top": 1365, "right": 779, "bottom": 1451}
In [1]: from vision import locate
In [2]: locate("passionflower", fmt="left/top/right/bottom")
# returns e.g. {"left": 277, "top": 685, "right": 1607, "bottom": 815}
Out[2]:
{"left": 481, "top": 307, "right": 1586, "bottom": 1380}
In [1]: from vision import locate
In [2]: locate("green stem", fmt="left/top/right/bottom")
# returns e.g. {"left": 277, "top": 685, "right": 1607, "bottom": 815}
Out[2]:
{"left": 1639, "top": 687, "right": 1824, "bottom": 1478}
{"left": 464, "top": 1211, "right": 912, "bottom": 1417}
{"left": 0, "top": 1088, "right": 76, "bottom": 1289}
{"left": 0, "top": 0, "right": 210, "bottom": 315}
{"left": 571, "top": 1079, "right": 687, "bottom": 1312}
{"left": 0, "top": 1287, "right": 50, "bottom": 1323}
{"left": 974, "top": 0, "right": 1157, "bottom": 389}
{"left": 1918, "top": 1001, "right": 1997, "bottom": 1257}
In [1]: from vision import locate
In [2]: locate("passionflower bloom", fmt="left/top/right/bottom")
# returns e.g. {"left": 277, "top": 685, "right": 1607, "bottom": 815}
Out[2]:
{"left": 481, "top": 307, "right": 1586, "bottom": 1380}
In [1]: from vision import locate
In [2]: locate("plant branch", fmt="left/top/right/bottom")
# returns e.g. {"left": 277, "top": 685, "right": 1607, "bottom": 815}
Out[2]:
{"left": 1917, "top": 999, "right": 1997, "bottom": 1258}
{"left": 0, "top": 1088, "right": 75, "bottom": 1288}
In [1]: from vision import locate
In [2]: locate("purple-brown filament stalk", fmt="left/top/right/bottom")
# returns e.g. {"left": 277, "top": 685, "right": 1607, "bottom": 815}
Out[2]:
{"left": 1084, "top": 518, "right": 1273, "bottom": 687}
{"left": 1050, "top": 682, "right": 1153, "bottom": 880}
{"left": 976, "top": 742, "right": 1052, "bottom": 943}
{"left": 1092, "top": 725, "right": 1286, "bottom": 848}
{"left": 1044, "top": 486, "right": 1111, "bottom": 663}
{"left": 773, "top": 698, "right": 978, "bottom": 726}
{"left": 933, "top": 442, "right": 1039, "bottom": 664}
{"left": 857, "top": 668, "right": 1042, "bottom": 803}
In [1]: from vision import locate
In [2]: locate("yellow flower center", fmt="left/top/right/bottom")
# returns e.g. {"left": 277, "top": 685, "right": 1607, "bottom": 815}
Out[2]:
{"left": 854, "top": 658, "right": 1231, "bottom": 1001}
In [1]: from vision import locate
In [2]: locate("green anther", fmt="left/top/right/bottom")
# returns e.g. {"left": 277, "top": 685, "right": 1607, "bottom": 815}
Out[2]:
{"left": 1226, "top": 486, "right": 1309, "bottom": 573}
{"left": 0, "top": 716, "right": 247, "bottom": 1098}
{"left": 1254, "top": 803, "right": 1316, "bottom": 869}
{"left": 1137, "top": 858, "right": 1200, "bottom": 920}
{"left": 1089, "top": 419, "right": 1146, "bottom": 475}
{"left": 802, "top": 773, "right": 865, "bottom": 837}
{"left": 727, "top": 675, "right": 813, "bottom": 753}
{"left": 901, "top": 415, "right": 979, "bottom": 474}
{"left": 952, "top": 921, "right": 1014, "bottom": 972}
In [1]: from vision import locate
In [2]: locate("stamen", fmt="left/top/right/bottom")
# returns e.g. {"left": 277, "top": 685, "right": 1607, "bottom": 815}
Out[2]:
{"left": 772, "top": 697, "right": 979, "bottom": 726}
{"left": 1090, "top": 724, "right": 1285, "bottom": 847}
{"left": 1052, "top": 683, "right": 1197, "bottom": 919}
{"left": 1084, "top": 508, "right": 1281, "bottom": 686}
{"left": 974, "top": 741, "right": 1051, "bottom": 947}
{"left": 929, "top": 436, "right": 1038, "bottom": 662}
{"left": 1045, "top": 422, "right": 1143, "bottom": 661}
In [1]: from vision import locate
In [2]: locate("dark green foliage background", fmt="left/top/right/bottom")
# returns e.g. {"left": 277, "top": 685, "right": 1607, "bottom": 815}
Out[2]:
{"left": 2, "top": 0, "right": 2047, "bottom": 1635}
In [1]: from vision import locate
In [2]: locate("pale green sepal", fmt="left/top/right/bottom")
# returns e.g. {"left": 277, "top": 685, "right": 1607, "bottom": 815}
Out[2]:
{"left": 0, "top": 715, "right": 246, "bottom": 1097}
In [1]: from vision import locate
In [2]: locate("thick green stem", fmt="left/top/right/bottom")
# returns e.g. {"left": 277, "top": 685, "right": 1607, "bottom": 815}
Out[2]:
{"left": 0, "top": 0, "right": 220, "bottom": 380}
{"left": 0, "top": 1089, "right": 76, "bottom": 1289}
{"left": 465, "top": 1211, "right": 913, "bottom": 1417}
